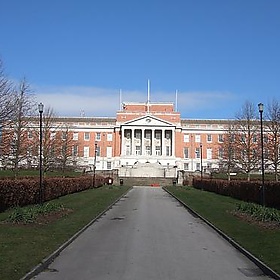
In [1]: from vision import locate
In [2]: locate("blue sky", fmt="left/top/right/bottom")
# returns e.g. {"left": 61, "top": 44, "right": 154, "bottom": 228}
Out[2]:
{"left": 1, "top": 0, "right": 280, "bottom": 119}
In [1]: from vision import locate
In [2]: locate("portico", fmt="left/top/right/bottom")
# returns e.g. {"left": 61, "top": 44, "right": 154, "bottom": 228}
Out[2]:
{"left": 120, "top": 116, "right": 176, "bottom": 158}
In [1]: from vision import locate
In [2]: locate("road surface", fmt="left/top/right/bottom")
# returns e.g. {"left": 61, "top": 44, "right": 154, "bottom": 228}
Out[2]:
{"left": 33, "top": 186, "right": 273, "bottom": 280}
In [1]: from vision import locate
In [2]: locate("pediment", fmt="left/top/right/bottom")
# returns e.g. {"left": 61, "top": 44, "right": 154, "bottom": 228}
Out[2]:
{"left": 123, "top": 115, "right": 174, "bottom": 127}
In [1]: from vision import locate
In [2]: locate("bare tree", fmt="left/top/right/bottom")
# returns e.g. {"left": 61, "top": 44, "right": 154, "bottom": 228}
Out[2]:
{"left": 234, "top": 101, "right": 260, "bottom": 181}
{"left": 220, "top": 121, "right": 237, "bottom": 181}
{"left": 0, "top": 59, "right": 16, "bottom": 126}
{"left": 266, "top": 99, "right": 280, "bottom": 181}
{"left": 0, "top": 78, "right": 36, "bottom": 175}
{"left": 56, "top": 124, "right": 75, "bottom": 173}
{"left": 39, "top": 106, "right": 60, "bottom": 173}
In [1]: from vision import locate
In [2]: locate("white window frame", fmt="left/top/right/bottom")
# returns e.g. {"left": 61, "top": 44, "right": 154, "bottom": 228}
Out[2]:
{"left": 184, "top": 147, "right": 189, "bottom": 159}
{"left": 95, "top": 132, "right": 101, "bottom": 141}
{"left": 73, "top": 132, "right": 79, "bottom": 141}
{"left": 84, "top": 132, "right": 90, "bottom": 141}
{"left": 84, "top": 146, "right": 89, "bottom": 157}
{"left": 195, "top": 134, "right": 201, "bottom": 143}
{"left": 206, "top": 148, "right": 212, "bottom": 159}
{"left": 106, "top": 146, "right": 112, "bottom": 158}
{"left": 155, "top": 146, "right": 161, "bottom": 156}
{"left": 184, "top": 134, "right": 190, "bottom": 143}
{"left": 107, "top": 133, "right": 113, "bottom": 141}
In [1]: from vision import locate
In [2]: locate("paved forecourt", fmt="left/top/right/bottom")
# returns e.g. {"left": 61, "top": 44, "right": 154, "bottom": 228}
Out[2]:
{"left": 32, "top": 186, "right": 273, "bottom": 280}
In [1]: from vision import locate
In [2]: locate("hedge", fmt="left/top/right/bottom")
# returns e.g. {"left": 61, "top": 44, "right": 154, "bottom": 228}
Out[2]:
{"left": 0, "top": 175, "right": 106, "bottom": 212}
{"left": 193, "top": 178, "right": 280, "bottom": 209}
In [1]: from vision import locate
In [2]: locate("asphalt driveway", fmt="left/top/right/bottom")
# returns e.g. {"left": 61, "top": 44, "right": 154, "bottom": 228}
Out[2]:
{"left": 32, "top": 186, "right": 273, "bottom": 280}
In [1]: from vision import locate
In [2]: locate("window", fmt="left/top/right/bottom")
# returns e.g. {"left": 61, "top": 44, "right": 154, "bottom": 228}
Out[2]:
{"left": 195, "top": 135, "right": 201, "bottom": 143}
{"left": 196, "top": 163, "right": 201, "bottom": 171}
{"left": 155, "top": 146, "right": 161, "bottom": 156}
{"left": 73, "top": 132, "right": 78, "bottom": 141}
{"left": 125, "top": 130, "right": 131, "bottom": 139}
{"left": 218, "top": 134, "right": 224, "bottom": 142}
{"left": 125, "top": 145, "right": 131, "bottom": 156}
{"left": 165, "top": 131, "right": 171, "bottom": 139}
{"left": 155, "top": 130, "right": 161, "bottom": 140}
{"left": 135, "top": 130, "right": 141, "bottom": 139}
{"left": 96, "top": 146, "right": 101, "bottom": 156}
{"left": 184, "top": 147, "right": 189, "bottom": 159}
{"left": 145, "top": 146, "right": 151, "bottom": 155}
{"left": 72, "top": 145, "right": 78, "bottom": 156}
{"left": 207, "top": 148, "right": 212, "bottom": 159}
{"left": 50, "top": 131, "right": 56, "bottom": 140}
{"left": 183, "top": 134, "right": 190, "bottom": 142}
{"left": 107, "top": 133, "right": 113, "bottom": 141}
{"left": 166, "top": 146, "right": 171, "bottom": 156}
{"left": 107, "top": 147, "right": 112, "bottom": 158}
{"left": 184, "top": 163, "right": 189, "bottom": 170}
{"left": 95, "top": 132, "right": 101, "bottom": 141}
{"left": 195, "top": 147, "right": 200, "bottom": 158}
{"left": 145, "top": 130, "right": 151, "bottom": 139}
{"left": 107, "top": 161, "right": 112, "bottom": 170}
{"left": 84, "top": 146, "right": 89, "bottom": 157}
{"left": 84, "top": 132, "right": 90, "bottom": 141}
{"left": 136, "top": 145, "right": 141, "bottom": 155}
{"left": 27, "top": 146, "right": 33, "bottom": 156}
{"left": 207, "top": 134, "right": 212, "bottom": 142}
{"left": 62, "top": 131, "right": 67, "bottom": 140}
{"left": 28, "top": 130, "right": 33, "bottom": 139}
{"left": 218, "top": 148, "right": 223, "bottom": 158}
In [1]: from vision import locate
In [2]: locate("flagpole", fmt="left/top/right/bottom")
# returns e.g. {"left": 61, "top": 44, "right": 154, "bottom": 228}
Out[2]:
{"left": 147, "top": 79, "right": 150, "bottom": 113}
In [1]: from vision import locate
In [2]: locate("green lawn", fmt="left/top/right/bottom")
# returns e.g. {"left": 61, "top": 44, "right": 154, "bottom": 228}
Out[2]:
{"left": 165, "top": 186, "right": 280, "bottom": 275}
{"left": 0, "top": 185, "right": 130, "bottom": 280}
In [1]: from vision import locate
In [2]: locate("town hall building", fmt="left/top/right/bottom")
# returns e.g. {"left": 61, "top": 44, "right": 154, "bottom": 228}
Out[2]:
{"left": 59, "top": 100, "right": 227, "bottom": 178}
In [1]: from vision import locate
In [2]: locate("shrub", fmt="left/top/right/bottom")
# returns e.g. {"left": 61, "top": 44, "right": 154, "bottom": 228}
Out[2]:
{"left": 193, "top": 178, "right": 280, "bottom": 209}
{"left": 236, "top": 202, "right": 280, "bottom": 223}
{"left": 0, "top": 175, "right": 106, "bottom": 212}
{"left": 6, "top": 202, "right": 64, "bottom": 224}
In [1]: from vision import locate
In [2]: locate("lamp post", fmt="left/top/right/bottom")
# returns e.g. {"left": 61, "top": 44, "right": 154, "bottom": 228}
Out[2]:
{"left": 258, "top": 103, "right": 265, "bottom": 206}
{"left": 200, "top": 143, "right": 203, "bottom": 179}
{"left": 38, "top": 103, "right": 44, "bottom": 204}
{"left": 93, "top": 142, "right": 98, "bottom": 188}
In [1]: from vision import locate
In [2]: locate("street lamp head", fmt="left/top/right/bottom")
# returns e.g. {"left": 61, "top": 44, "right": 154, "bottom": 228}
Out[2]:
{"left": 258, "top": 103, "right": 264, "bottom": 113}
{"left": 38, "top": 102, "right": 44, "bottom": 113}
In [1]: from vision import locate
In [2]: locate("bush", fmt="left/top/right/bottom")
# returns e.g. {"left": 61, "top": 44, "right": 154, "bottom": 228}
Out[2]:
{"left": 193, "top": 178, "right": 280, "bottom": 209}
{"left": 6, "top": 202, "right": 64, "bottom": 224}
{"left": 0, "top": 175, "right": 106, "bottom": 212}
{"left": 236, "top": 202, "right": 280, "bottom": 223}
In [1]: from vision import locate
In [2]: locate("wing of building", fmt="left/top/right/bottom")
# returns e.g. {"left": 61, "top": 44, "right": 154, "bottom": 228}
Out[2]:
{"left": 0, "top": 101, "right": 230, "bottom": 179}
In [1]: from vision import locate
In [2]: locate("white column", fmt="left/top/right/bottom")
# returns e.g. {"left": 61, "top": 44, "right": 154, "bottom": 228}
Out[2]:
{"left": 172, "top": 129, "right": 175, "bottom": 157}
{"left": 131, "top": 128, "right": 135, "bottom": 156}
{"left": 121, "top": 128, "right": 125, "bottom": 156}
{"left": 151, "top": 128, "right": 155, "bottom": 156}
{"left": 162, "top": 129, "right": 165, "bottom": 156}
{"left": 141, "top": 128, "right": 145, "bottom": 156}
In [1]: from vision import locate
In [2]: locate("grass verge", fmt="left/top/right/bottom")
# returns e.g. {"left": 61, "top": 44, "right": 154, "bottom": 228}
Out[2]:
{"left": 165, "top": 186, "right": 280, "bottom": 275}
{"left": 0, "top": 185, "right": 130, "bottom": 280}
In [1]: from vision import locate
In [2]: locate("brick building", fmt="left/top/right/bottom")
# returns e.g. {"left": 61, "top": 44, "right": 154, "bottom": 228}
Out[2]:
{"left": 0, "top": 100, "right": 229, "bottom": 178}
{"left": 54, "top": 101, "right": 226, "bottom": 177}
